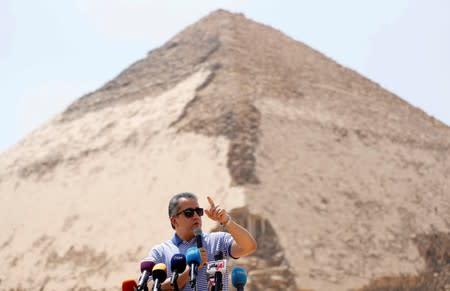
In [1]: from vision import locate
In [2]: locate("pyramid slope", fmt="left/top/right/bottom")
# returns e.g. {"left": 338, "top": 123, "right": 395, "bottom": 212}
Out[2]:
{"left": 0, "top": 9, "right": 449, "bottom": 291}
{"left": 63, "top": 9, "right": 450, "bottom": 186}
{"left": 245, "top": 96, "right": 449, "bottom": 290}
{"left": 66, "top": 10, "right": 449, "bottom": 139}
{"left": 0, "top": 70, "right": 245, "bottom": 290}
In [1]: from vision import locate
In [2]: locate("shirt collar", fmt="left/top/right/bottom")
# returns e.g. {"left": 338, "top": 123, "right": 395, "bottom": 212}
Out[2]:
{"left": 171, "top": 233, "right": 198, "bottom": 246}
{"left": 171, "top": 233, "right": 183, "bottom": 246}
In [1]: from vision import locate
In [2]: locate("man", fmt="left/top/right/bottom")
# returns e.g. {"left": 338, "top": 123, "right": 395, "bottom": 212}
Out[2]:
{"left": 145, "top": 192, "right": 257, "bottom": 291}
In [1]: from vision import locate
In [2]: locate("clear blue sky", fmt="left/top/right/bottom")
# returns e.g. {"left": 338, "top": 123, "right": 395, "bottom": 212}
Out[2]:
{"left": 1, "top": 0, "right": 449, "bottom": 153}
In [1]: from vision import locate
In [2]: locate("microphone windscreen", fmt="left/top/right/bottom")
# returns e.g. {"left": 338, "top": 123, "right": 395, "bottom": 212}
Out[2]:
{"left": 186, "top": 247, "right": 201, "bottom": 265}
{"left": 152, "top": 263, "right": 168, "bottom": 282}
{"left": 170, "top": 253, "right": 187, "bottom": 273}
{"left": 193, "top": 227, "right": 202, "bottom": 236}
{"left": 194, "top": 227, "right": 203, "bottom": 248}
{"left": 140, "top": 260, "right": 156, "bottom": 272}
{"left": 122, "top": 279, "right": 137, "bottom": 291}
{"left": 231, "top": 266, "right": 247, "bottom": 288}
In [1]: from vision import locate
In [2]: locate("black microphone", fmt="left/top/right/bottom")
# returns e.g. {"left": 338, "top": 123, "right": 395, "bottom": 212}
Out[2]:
{"left": 194, "top": 227, "right": 203, "bottom": 248}
{"left": 214, "top": 250, "right": 223, "bottom": 291}
{"left": 170, "top": 253, "right": 186, "bottom": 291}
{"left": 214, "top": 251, "right": 224, "bottom": 291}
{"left": 137, "top": 260, "right": 155, "bottom": 291}
{"left": 186, "top": 247, "right": 201, "bottom": 288}
{"left": 152, "top": 263, "right": 167, "bottom": 291}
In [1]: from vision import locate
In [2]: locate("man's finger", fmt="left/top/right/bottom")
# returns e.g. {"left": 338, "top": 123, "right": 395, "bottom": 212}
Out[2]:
{"left": 207, "top": 196, "right": 215, "bottom": 208}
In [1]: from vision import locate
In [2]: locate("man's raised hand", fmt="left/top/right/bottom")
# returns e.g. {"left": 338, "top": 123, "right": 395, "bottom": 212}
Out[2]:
{"left": 204, "top": 196, "right": 228, "bottom": 224}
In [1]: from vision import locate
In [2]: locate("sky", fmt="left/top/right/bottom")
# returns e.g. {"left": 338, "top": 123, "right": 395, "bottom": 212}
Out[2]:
{"left": 1, "top": 0, "right": 449, "bottom": 153}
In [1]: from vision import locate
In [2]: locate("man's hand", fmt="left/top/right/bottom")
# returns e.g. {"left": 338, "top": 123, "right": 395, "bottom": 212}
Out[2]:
{"left": 204, "top": 196, "right": 229, "bottom": 224}
{"left": 198, "top": 247, "right": 208, "bottom": 269}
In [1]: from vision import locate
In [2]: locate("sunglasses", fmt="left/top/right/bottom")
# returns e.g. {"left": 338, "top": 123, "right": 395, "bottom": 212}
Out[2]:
{"left": 176, "top": 207, "right": 204, "bottom": 218}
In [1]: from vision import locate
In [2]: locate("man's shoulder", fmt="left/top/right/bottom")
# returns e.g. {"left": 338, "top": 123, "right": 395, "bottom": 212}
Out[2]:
{"left": 152, "top": 238, "right": 176, "bottom": 252}
{"left": 148, "top": 239, "right": 178, "bottom": 260}
{"left": 204, "top": 231, "right": 231, "bottom": 241}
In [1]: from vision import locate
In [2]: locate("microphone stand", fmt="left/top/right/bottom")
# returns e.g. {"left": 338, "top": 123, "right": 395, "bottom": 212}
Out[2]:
{"left": 172, "top": 273, "right": 179, "bottom": 291}
{"left": 190, "top": 266, "right": 198, "bottom": 291}
{"left": 137, "top": 274, "right": 149, "bottom": 291}
{"left": 193, "top": 278, "right": 198, "bottom": 291}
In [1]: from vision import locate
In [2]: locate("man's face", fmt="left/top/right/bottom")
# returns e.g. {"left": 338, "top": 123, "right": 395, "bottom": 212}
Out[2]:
{"left": 171, "top": 198, "right": 203, "bottom": 237}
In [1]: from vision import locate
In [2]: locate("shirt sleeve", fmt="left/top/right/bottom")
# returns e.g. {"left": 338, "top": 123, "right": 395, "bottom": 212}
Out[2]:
{"left": 142, "top": 245, "right": 166, "bottom": 284}
{"left": 221, "top": 232, "right": 239, "bottom": 259}
{"left": 145, "top": 244, "right": 165, "bottom": 264}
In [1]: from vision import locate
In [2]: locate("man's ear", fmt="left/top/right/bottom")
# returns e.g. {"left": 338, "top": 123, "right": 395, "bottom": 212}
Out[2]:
{"left": 170, "top": 216, "right": 177, "bottom": 228}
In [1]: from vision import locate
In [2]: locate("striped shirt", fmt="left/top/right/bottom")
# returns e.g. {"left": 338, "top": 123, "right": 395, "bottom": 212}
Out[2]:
{"left": 145, "top": 231, "right": 236, "bottom": 291}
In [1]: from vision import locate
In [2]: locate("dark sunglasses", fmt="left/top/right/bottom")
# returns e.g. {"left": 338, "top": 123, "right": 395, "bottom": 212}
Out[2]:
{"left": 176, "top": 207, "right": 204, "bottom": 218}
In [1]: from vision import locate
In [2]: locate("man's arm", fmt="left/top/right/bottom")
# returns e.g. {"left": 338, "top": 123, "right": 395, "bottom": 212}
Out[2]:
{"left": 205, "top": 196, "right": 257, "bottom": 258}
{"left": 223, "top": 214, "right": 257, "bottom": 258}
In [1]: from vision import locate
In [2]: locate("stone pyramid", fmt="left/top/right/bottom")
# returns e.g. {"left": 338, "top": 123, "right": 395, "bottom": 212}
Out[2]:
{"left": 0, "top": 9, "right": 449, "bottom": 291}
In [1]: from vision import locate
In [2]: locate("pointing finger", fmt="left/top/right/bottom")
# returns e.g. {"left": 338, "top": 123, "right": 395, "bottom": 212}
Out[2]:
{"left": 207, "top": 196, "right": 215, "bottom": 208}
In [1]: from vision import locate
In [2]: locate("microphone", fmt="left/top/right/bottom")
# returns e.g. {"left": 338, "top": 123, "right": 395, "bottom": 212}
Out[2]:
{"left": 206, "top": 251, "right": 226, "bottom": 291}
{"left": 231, "top": 266, "right": 247, "bottom": 291}
{"left": 186, "top": 247, "right": 201, "bottom": 288}
{"left": 194, "top": 227, "right": 203, "bottom": 248}
{"left": 122, "top": 279, "right": 137, "bottom": 291}
{"left": 137, "top": 260, "right": 156, "bottom": 291}
{"left": 214, "top": 251, "right": 224, "bottom": 291}
{"left": 170, "top": 253, "right": 186, "bottom": 291}
{"left": 151, "top": 263, "right": 167, "bottom": 291}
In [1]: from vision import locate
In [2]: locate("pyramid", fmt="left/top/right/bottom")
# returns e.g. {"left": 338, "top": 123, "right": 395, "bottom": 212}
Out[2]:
{"left": 0, "top": 9, "right": 449, "bottom": 291}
